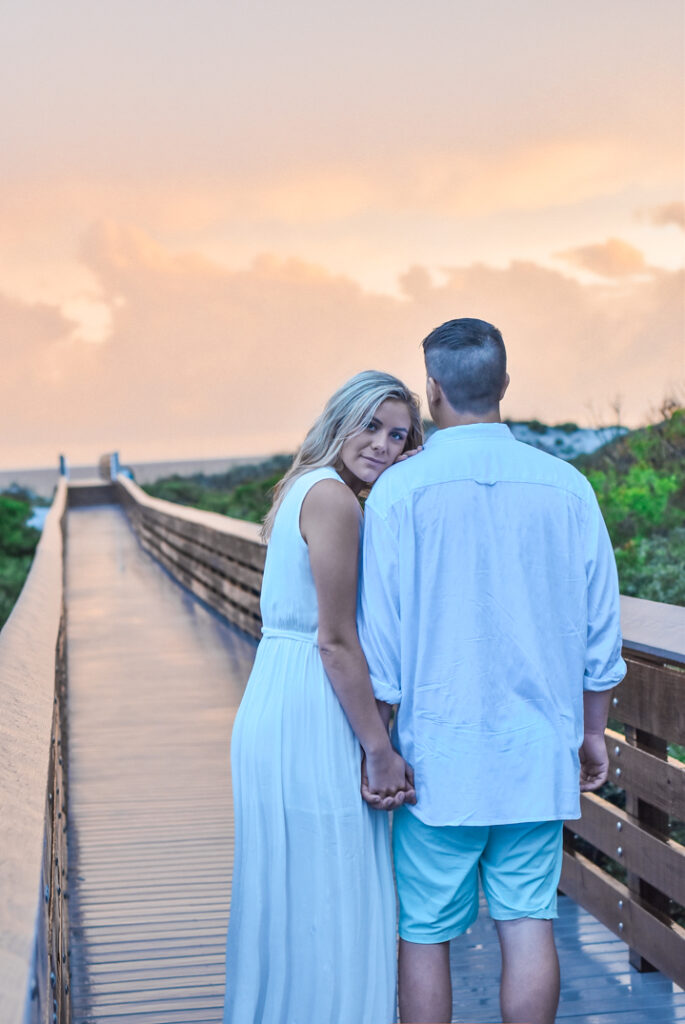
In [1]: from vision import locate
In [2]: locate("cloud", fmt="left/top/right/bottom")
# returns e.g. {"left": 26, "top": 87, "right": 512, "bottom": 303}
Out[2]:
{"left": 1, "top": 222, "right": 682, "bottom": 467}
{"left": 2, "top": 135, "right": 679, "bottom": 242}
{"left": 555, "top": 238, "right": 648, "bottom": 277}
{"left": 0, "top": 292, "right": 75, "bottom": 380}
{"left": 643, "top": 201, "right": 685, "bottom": 230}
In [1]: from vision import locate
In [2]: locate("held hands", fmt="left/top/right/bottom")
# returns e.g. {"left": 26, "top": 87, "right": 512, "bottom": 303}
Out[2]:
{"left": 360, "top": 748, "right": 417, "bottom": 811}
{"left": 579, "top": 731, "right": 609, "bottom": 791}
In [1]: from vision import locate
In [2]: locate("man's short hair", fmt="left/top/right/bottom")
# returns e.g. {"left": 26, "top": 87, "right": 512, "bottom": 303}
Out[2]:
{"left": 422, "top": 318, "right": 507, "bottom": 415}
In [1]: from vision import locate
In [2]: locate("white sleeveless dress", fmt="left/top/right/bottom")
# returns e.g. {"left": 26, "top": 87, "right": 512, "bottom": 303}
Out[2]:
{"left": 223, "top": 467, "right": 396, "bottom": 1024}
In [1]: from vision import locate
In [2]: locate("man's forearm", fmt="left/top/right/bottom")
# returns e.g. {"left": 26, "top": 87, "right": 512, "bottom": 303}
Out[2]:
{"left": 583, "top": 688, "right": 613, "bottom": 735}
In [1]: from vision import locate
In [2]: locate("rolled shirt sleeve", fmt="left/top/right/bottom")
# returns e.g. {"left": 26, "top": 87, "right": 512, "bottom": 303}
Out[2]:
{"left": 359, "top": 503, "right": 402, "bottom": 705}
{"left": 583, "top": 486, "right": 627, "bottom": 691}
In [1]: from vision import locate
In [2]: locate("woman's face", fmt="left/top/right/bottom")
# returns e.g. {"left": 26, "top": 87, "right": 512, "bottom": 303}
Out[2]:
{"left": 337, "top": 399, "right": 412, "bottom": 493}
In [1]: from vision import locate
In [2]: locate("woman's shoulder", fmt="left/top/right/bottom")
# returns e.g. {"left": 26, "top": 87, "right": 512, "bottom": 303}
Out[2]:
{"left": 300, "top": 474, "right": 361, "bottom": 548}
{"left": 288, "top": 465, "right": 346, "bottom": 501}
{"left": 302, "top": 472, "right": 357, "bottom": 509}
{"left": 273, "top": 466, "right": 353, "bottom": 531}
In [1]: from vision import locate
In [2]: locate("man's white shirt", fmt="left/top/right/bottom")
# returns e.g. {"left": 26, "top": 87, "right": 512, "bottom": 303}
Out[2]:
{"left": 359, "top": 422, "right": 626, "bottom": 827}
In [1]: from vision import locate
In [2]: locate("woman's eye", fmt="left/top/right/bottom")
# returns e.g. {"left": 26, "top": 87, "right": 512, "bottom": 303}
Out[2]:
{"left": 366, "top": 422, "right": 377, "bottom": 432}
{"left": 391, "top": 432, "right": 404, "bottom": 442}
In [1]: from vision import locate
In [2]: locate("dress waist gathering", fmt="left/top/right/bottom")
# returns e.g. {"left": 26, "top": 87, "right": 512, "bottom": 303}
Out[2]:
{"left": 260, "top": 626, "right": 319, "bottom": 646}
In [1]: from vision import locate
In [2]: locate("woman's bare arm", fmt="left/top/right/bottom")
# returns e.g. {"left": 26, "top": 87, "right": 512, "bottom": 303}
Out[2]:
{"left": 300, "top": 478, "right": 413, "bottom": 806}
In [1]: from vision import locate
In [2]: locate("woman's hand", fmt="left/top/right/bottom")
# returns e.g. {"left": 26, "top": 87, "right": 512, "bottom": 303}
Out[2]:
{"left": 361, "top": 749, "right": 417, "bottom": 810}
{"left": 394, "top": 444, "right": 423, "bottom": 463}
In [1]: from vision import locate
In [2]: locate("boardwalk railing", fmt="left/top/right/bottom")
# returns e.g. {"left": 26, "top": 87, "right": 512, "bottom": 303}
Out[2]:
{"left": 0, "top": 478, "right": 70, "bottom": 1024}
{"left": 561, "top": 599, "right": 685, "bottom": 988}
{"left": 114, "top": 475, "right": 265, "bottom": 641}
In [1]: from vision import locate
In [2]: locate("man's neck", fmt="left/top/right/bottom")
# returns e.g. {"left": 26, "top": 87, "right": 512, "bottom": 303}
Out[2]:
{"left": 435, "top": 407, "right": 502, "bottom": 429}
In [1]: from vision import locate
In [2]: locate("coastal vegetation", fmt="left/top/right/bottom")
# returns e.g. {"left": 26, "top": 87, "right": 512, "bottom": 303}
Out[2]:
{"left": 574, "top": 404, "right": 685, "bottom": 607}
{"left": 0, "top": 490, "right": 42, "bottom": 630}
{"left": 142, "top": 454, "right": 293, "bottom": 521}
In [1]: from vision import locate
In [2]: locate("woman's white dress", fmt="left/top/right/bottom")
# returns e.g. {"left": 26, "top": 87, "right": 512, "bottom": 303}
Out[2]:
{"left": 223, "top": 467, "right": 396, "bottom": 1024}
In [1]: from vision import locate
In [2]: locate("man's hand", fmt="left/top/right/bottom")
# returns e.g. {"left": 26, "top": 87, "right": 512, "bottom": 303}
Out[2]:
{"left": 579, "top": 731, "right": 609, "bottom": 791}
{"left": 360, "top": 751, "right": 417, "bottom": 810}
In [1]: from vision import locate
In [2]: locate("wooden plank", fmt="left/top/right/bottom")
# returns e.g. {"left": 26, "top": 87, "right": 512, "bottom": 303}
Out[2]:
{"left": 560, "top": 849, "right": 685, "bottom": 989}
{"left": 85, "top": 989, "right": 223, "bottom": 1009}
{"left": 569, "top": 791, "right": 685, "bottom": 906}
{"left": 150, "top": 511, "right": 265, "bottom": 567}
{"left": 142, "top": 531, "right": 262, "bottom": 617}
{"left": 73, "top": 1009, "right": 223, "bottom": 1024}
{"left": 140, "top": 508, "right": 266, "bottom": 573}
{"left": 610, "top": 656, "right": 685, "bottom": 745}
{"left": 71, "top": 958, "right": 225, "bottom": 983}
{"left": 71, "top": 979, "right": 224, "bottom": 998}
{"left": 140, "top": 526, "right": 263, "bottom": 593}
{"left": 623, "top": 725, "right": 671, "bottom": 973}
{"left": 606, "top": 728, "right": 685, "bottom": 819}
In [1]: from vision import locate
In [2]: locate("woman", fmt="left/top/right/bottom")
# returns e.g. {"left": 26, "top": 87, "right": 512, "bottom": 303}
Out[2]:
{"left": 224, "top": 371, "right": 423, "bottom": 1024}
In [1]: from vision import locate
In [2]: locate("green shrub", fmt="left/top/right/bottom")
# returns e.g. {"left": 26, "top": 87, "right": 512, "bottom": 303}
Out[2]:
{"left": 0, "top": 494, "right": 41, "bottom": 556}
{"left": 0, "top": 494, "right": 41, "bottom": 630}
{"left": 577, "top": 408, "right": 685, "bottom": 606}
{"left": 614, "top": 528, "right": 685, "bottom": 606}
{"left": 587, "top": 465, "right": 681, "bottom": 546}
{"left": 143, "top": 457, "right": 292, "bottom": 525}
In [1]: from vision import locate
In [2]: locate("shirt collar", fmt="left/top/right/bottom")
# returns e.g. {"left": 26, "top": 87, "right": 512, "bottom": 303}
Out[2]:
{"left": 425, "top": 422, "right": 514, "bottom": 447}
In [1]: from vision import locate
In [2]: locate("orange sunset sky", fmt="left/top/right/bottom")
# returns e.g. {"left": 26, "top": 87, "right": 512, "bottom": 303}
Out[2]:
{"left": 3, "top": 0, "right": 684, "bottom": 469}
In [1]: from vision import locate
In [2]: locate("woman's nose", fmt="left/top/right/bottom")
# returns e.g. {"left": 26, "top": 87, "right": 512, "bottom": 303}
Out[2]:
{"left": 371, "top": 433, "right": 388, "bottom": 451}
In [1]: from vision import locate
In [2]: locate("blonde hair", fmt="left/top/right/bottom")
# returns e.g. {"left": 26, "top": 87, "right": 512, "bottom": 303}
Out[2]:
{"left": 261, "top": 370, "right": 423, "bottom": 540}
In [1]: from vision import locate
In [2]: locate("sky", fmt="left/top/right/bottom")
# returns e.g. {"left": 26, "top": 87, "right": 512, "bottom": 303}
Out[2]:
{"left": 2, "top": 0, "right": 684, "bottom": 468}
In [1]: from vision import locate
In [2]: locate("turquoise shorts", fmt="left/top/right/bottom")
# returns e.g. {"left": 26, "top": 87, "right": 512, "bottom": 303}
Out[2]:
{"left": 392, "top": 806, "right": 563, "bottom": 943}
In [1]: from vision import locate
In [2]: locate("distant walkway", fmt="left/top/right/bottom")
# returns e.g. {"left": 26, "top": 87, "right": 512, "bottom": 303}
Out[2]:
{"left": 65, "top": 504, "right": 685, "bottom": 1022}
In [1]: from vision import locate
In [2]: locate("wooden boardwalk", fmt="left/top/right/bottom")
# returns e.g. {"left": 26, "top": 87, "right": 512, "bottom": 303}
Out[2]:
{"left": 65, "top": 504, "right": 685, "bottom": 1023}
{"left": 66, "top": 505, "right": 255, "bottom": 1023}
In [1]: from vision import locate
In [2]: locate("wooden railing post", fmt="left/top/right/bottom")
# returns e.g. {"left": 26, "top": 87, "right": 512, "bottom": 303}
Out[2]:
{"left": 624, "top": 721, "right": 671, "bottom": 972}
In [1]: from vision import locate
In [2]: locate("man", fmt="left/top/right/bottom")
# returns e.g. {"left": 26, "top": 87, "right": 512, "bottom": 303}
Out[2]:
{"left": 360, "top": 318, "right": 626, "bottom": 1024}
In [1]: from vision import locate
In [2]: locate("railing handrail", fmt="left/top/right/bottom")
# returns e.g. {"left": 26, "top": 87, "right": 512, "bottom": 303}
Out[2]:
{"left": 619, "top": 594, "right": 685, "bottom": 666}
{"left": 116, "top": 473, "right": 263, "bottom": 544}
{"left": 0, "top": 477, "right": 67, "bottom": 1022}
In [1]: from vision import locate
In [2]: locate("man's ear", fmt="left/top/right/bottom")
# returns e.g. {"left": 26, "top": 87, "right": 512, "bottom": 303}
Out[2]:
{"left": 426, "top": 375, "right": 441, "bottom": 406}
{"left": 500, "top": 373, "right": 510, "bottom": 401}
